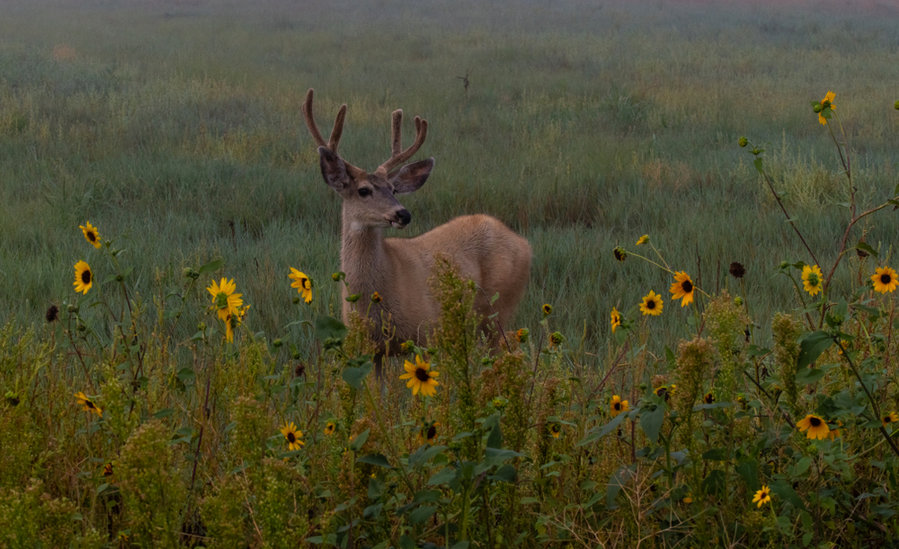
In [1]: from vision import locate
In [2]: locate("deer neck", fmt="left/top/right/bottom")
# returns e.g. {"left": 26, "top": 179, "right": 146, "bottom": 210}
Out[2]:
{"left": 340, "top": 209, "right": 390, "bottom": 299}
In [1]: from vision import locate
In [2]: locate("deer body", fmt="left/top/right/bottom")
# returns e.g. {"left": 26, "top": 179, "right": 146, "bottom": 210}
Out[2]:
{"left": 303, "top": 89, "right": 531, "bottom": 350}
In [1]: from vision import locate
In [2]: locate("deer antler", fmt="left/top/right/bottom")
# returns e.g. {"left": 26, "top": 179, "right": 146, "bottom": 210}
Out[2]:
{"left": 376, "top": 109, "right": 428, "bottom": 176}
{"left": 302, "top": 88, "right": 365, "bottom": 177}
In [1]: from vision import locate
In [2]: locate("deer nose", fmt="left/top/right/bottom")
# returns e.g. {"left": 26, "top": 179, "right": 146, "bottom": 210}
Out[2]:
{"left": 396, "top": 209, "right": 411, "bottom": 226}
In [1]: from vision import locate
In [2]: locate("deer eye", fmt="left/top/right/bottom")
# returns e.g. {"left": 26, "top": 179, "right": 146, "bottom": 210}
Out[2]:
{"left": 358, "top": 187, "right": 372, "bottom": 197}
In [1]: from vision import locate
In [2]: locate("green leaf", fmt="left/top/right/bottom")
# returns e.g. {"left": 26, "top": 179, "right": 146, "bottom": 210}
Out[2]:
{"left": 490, "top": 463, "right": 517, "bottom": 483}
{"left": 798, "top": 331, "right": 833, "bottom": 369}
{"left": 579, "top": 411, "right": 626, "bottom": 446}
{"left": 771, "top": 478, "right": 806, "bottom": 510}
{"left": 856, "top": 240, "right": 878, "bottom": 258}
{"left": 342, "top": 361, "right": 372, "bottom": 390}
{"left": 427, "top": 467, "right": 457, "bottom": 486}
{"left": 606, "top": 465, "right": 634, "bottom": 510}
{"left": 357, "top": 453, "right": 392, "bottom": 469}
{"left": 314, "top": 315, "right": 347, "bottom": 342}
{"left": 197, "top": 259, "right": 224, "bottom": 275}
{"left": 639, "top": 403, "right": 665, "bottom": 443}
{"left": 408, "top": 505, "right": 436, "bottom": 525}
{"left": 349, "top": 429, "right": 370, "bottom": 452}
{"left": 753, "top": 156, "right": 765, "bottom": 174}
{"left": 796, "top": 365, "right": 826, "bottom": 385}
{"left": 408, "top": 444, "right": 447, "bottom": 469}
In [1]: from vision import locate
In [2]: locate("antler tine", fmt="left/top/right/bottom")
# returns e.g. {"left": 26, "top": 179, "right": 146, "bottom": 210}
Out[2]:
{"left": 377, "top": 113, "right": 428, "bottom": 175}
{"left": 302, "top": 88, "right": 365, "bottom": 177}
{"left": 390, "top": 109, "right": 403, "bottom": 156}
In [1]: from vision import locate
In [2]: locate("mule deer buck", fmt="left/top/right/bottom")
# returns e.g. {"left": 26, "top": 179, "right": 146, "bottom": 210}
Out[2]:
{"left": 302, "top": 89, "right": 531, "bottom": 354}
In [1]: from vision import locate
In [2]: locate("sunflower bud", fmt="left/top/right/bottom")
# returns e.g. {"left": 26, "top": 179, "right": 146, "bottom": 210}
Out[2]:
{"left": 813, "top": 103, "right": 823, "bottom": 113}
{"left": 273, "top": 338, "right": 283, "bottom": 348}
{"left": 613, "top": 247, "right": 627, "bottom": 262}
{"left": 738, "top": 136, "right": 748, "bottom": 148}
{"left": 895, "top": 100, "right": 899, "bottom": 110}
{"left": 346, "top": 294, "right": 360, "bottom": 303}
{"left": 183, "top": 267, "right": 199, "bottom": 280}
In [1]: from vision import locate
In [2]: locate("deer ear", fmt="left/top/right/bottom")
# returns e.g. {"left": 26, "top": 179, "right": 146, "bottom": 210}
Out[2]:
{"left": 391, "top": 158, "right": 434, "bottom": 194}
{"left": 318, "top": 147, "right": 349, "bottom": 190}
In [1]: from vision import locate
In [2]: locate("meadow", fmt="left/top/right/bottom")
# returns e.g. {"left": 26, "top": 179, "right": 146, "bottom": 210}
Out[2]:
{"left": 2, "top": 0, "right": 899, "bottom": 546}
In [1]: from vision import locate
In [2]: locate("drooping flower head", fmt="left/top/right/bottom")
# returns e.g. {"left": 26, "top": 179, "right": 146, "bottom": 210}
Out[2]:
{"left": 610, "top": 394, "right": 629, "bottom": 418}
{"left": 610, "top": 307, "right": 622, "bottom": 333}
{"left": 207, "top": 278, "right": 243, "bottom": 322}
{"left": 816, "top": 91, "right": 836, "bottom": 125}
{"left": 640, "top": 290, "right": 663, "bottom": 316}
{"left": 670, "top": 271, "right": 695, "bottom": 307}
{"left": 399, "top": 355, "right": 439, "bottom": 397}
{"left": 74, "top": 391, "right": 102, "bottom": 417}
{"left": 636, "top": 234, "right": 649, "bottom": 246}
{"left": 871, "top": 266, "right": 898, "bottom": 294}
{"left": 419, "top": 420, "right": 439, "bottom": 444}
{"left": 752, "top": 485, "right": 772, "bottom": 508}
{"left": 73, "top": 261, "right": 93, "bottom": 294}
{"left": 801, "top": 264, "right": 824, "bottom": 297}
{"left": 288, "top": 268, "right": 313, "bottom": 303}
{"left": 549, "top": 422, "right": 562, "bottom": 439}
{"left": 79, "top": 222, "right": 102, "bottom": 249}
{"left": 797, "top": 413, "right": 830, "bottom": 440}
{"left": 280, "top": 421, "right": 304, "bottom": 451}
{"left": 883, "top": 412, "right": 899, "bottom": 427}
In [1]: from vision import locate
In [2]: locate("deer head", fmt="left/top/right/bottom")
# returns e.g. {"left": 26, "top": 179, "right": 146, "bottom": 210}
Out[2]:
{"left": 302, "top": 88, "right": 435, "bottom": 230}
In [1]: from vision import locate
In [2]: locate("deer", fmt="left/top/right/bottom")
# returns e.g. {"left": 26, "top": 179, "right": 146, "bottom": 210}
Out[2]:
{"left": 301, "top": 89, "right": 532, "bottom": 357}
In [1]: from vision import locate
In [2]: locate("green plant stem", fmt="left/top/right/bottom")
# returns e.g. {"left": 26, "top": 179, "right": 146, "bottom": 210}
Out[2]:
{"left": 837, "top": 339, "right": 899, "bottom": 458}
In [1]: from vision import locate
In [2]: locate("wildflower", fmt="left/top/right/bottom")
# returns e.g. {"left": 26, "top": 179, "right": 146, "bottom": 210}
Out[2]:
{"left": 738, "top": 136, "right": 748, "bottom": 148}
{"left": 871, "top": 266, "right": 898, "bottom": 294}
{"left": 549, "top": 423, "right": 562, "bottom": 438}
{"left": 610, "top": 307, "right": 622, "bottom": 333}
{"left": 816, "top": 91, "right": 836, "bottom": 125}
{"left": 610, "top": 394, "right": 629, "bottom": 417}
{"left": 683, "top": 494, "right": 694, "bottom": 504}
{"left": 74, "top": 391, "right": 102, "bottom": 417}
{"left": 703, "top": 392, "right": 715, "bottom": 404}
{"left": 640, "top": 290, "right": 663, "bottom": 316}
{"left": 636, "top": 234, "right": 649, "bottom": 246}
{"left": 549, "top": 331, "right": 565, "bottom": 348}
{"left": 288, "top": 268, "right": 313, "bottom": 303}
{"left": 729, "top": 261, "right": 746, "bottom": 279}
{"left": 801, "top": 264, "right": 823, "bottom": 297}
{"left": 370, "top": 291, "right": 382, "bottom": 303}
{"left": 223, "top": 304, "right": 249, "bottom": 343}
{"left": 654, "top": 385, "right": 674, "bottom": 401}
{"left": 73, "top": 261, "right": 93, "bottom": 294}
{"left": 399, "top": 355, "right": 439, "bottom": 397}
{"left": 752, "top": 485, "right": 772, "bottom": 508}
{"left": 79, "top": 222, "right": 102, "bottom": 249}
{"left": 542, "top": 303, "right": 553, "bottom": 316}
{"left": 882, "top": 412, "right": 899, "bottom": 428}
{"left": 280, "top": 421, "right": 304, "bottom": 451}
{"left": 207, "top": 278, "right": 243, "bottom": 322}
{"left": 516, "top": 328, "right": 529, "bottom": 343}
{"left": 103, "top": 462, "right": 114, "bottom": 477}
{"left": 613, "top": 247, "right": 627, "bottom": 262}
{"left": 323, "top": 421, "right": 336, "bottom": 436}
{"left": 419, "top": 420, "right": 439, "bottom": 444}
{"left": 797, "top": 413, "right": 830, "bottom": 440}
{"left": 670, "top": 271, "right": 695, "bottom": 307}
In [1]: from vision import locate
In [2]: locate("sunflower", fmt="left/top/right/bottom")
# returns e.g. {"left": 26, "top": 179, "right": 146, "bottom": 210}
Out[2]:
{"left": 817, "top": 90, "right": 836, "bottom": 125}
{"left": 801, "top": 264, "right": 824, "bottom": 297}
{"left": 703, "top": 392, "right": 715, "bottom": 405}
{"left": 549, "top": 423, "right": 562, "bottom": 439}
{"left": 223, "top": 304, "right": 249, "bottom": 343}
{"left": 288, "top": 268, "right": 313, "bottom": 303}
{"left": 797, "top": 413, "right": 830, "bottom": 440}
{"left": 79, "top": 222, "right": 102, "bottom": 249}
{"left": 639, "top": 290, "right": 663, "bottom": 316}
{"left": 654, "top": 385, "right": 674, "bottom": 401}
{"left": 610, "top": 307, "right": 622, "bottom": 333}
{"left": 280, "top": 421, "right": 304, "bottom": 451}
{"left": 669, "top": 271, "right": 695, "bottom": 307}
{"left": 399, "top": 355, "right": 439, "bottom": 397}
{"left": 419, "top": 420, "right": 439, "bottom": 444}
{"left": 871, "top": 266, "right": 899, "bottom": 294}
{"left": 323, "top": 421, "right": 337, "bottom": 436}
{"left": 371, "top": 291, "right": 382, "bottom": 303}
{"left": 882, "top": 412, "right": 899, "bottom": 427}
{"left": 752, "top": 485, "right": 772, "bottom": 508}
{"left": 636, "top": 234, "right": 649, "bottom": 246}
{"left": 610, "top": 394, "right": 629, "bottom": 418}
{"left": 74, "top": 391, "right": 102, "bottom": 417}
{"left": 73, "top": 261, "right": 93, "bottom": 294}
{"left": 516, "top": 328, "right": 529, "bottom": 343}
{"left": 542, "top": 303, "right": 553, "bottom": 316}
{"left": 207, "top": 278, "right": 243, "bottom": 322}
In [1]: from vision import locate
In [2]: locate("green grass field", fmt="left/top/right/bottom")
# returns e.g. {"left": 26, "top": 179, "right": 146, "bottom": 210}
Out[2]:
{"left": 2, "top": 0, "right": 899, "bottom": 546}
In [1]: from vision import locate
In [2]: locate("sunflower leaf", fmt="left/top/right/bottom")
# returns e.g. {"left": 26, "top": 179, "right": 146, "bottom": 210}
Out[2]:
{"left": 357, "top": 453, "right": 392, "bottom": 469}
{"left": 197, "top": 259, "right": 224, "bottom": 275}
{"left": 342, "top": 361, "right": 372, "bottom": 390}
{"left": 798, "top": 331, "right": 833, "bottom": 369}
{"left": 578, "top": 411, "right": 626, "bottom": 446}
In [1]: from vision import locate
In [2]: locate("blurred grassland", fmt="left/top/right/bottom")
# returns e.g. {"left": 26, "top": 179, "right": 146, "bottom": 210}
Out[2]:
{"left": 1, "top": 0, "right": 898, "bottom": 355}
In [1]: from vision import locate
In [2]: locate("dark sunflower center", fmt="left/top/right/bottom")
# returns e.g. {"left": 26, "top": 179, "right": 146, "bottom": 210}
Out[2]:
{"left": 647, "top": 300, "right": 657, "bottom": 309}
{"left": 613, "top": 402, "right": 621, "bottom": 411}
{"left": 881, "top": 274, "right": 892, "bottom": 284}
{"left": 287, "top": 432, "right": 296, "bottom": 443}
{"left": 87, "top": 231, "right": 96, "bottom": 242}
{"left": 415, "top": 368, "right": 430, "bottom": 382}
{"left": 426, "top": 426, "right": 436, "bottom": 440}
{"left": 809, "top": 417, "right": 822, "bottom": 427}
{"left": 885, "top": 416, "right": 893, "bottom": 424}
{"left": 85, "top": 400, "right": 95, "bottom": 409}
{"left": 81, "top": 270, "right": 91, "bottom": 284}
{"left": 682, "top": 281, "right": 693, "bottom": 293}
